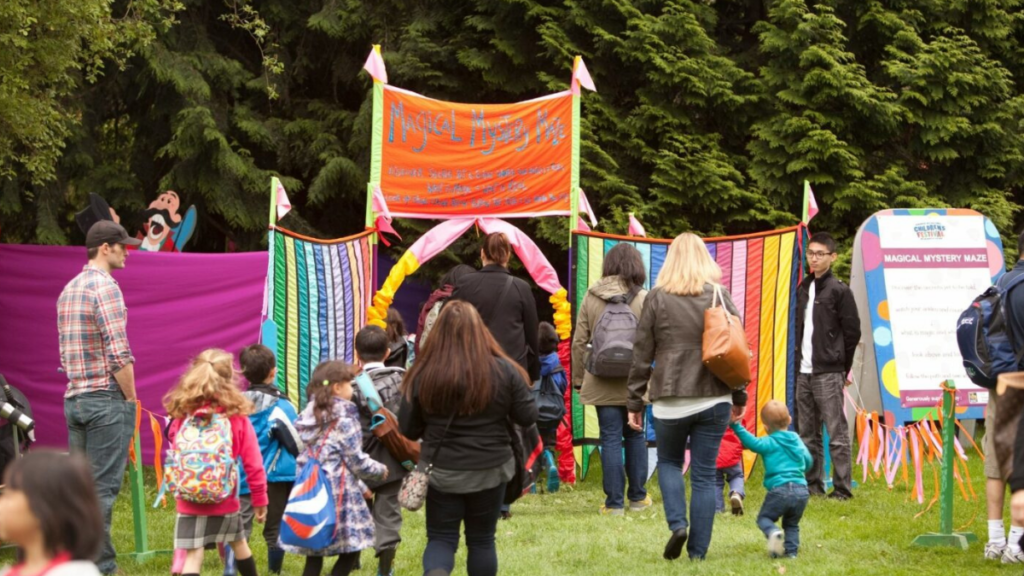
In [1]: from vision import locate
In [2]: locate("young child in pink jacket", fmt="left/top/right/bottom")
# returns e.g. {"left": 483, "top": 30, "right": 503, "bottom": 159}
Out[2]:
{"left": 163, "top": 349, "right": 268, "bottom": 576}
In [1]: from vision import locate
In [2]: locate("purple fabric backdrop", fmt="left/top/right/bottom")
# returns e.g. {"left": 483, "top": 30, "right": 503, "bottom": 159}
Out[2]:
{"left": 0, "top": 244, "right": 268, "bottom": 461}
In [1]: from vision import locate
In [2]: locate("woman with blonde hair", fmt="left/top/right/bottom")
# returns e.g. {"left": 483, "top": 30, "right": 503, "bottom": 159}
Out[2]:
{"left": 626, "top": 233, "right": 748, "bottom": 561}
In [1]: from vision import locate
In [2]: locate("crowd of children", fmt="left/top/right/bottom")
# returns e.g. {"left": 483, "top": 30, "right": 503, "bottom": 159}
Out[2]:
{"left": 0, "top": 313, "right": 820, "bottom": 575}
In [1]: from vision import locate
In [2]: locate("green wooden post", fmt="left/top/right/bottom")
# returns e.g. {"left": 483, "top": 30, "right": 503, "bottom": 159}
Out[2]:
{"left": 122, "top": 429, "right": 172, "bottom": 563}
{"left": 911, "top": 380, "right": 978, "bottom": 549}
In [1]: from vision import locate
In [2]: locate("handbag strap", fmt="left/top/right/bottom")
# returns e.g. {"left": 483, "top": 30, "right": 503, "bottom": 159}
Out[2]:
{"left": 711, "top": 284, "right": 734, "bottom": 326}
{"left": 425, "top": 413, "right": 456, "bottom": 470}
{"left": 486, "top": 275, "right": 515, "bottom": 326}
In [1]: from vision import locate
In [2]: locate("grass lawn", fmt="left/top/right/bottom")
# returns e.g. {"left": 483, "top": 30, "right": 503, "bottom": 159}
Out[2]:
{"left": 0, "top": 454, "right": 1011, "bottom": 575}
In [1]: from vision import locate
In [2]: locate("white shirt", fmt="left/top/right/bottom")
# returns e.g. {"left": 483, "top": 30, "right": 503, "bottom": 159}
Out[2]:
{"left": 652, "top": 395, "right": 732, "bottom": 420}
{"left": 800, "top": 281, "right": 816, "bottom": 374}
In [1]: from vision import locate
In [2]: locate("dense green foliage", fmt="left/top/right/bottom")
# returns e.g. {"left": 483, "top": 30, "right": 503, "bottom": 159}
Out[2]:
{"left": 3, "top": 0, "right": 1024, "bottom": 273}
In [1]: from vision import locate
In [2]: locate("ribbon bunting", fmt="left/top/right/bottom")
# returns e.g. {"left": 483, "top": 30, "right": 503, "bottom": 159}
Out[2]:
{"left": 128, "top": 401, "right": 171, "bottom": 507}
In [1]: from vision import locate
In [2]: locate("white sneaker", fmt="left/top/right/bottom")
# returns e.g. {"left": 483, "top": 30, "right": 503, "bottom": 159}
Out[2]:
{"left": 985, "top": 542, "right": 1006, "bottom": 561}
{"left": 767, "top": 530, "right": 785, "bottom": 558}
{"left": 1002, "top": 547, "right": 1024, "bottom": 564}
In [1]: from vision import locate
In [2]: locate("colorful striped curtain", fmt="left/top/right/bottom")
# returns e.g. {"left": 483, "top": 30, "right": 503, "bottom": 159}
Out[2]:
{"left": 570, "top": 226, "right": 806, "bottom": 478}
{"left": 265, "top": 228, "right": 374, "bottom": 406}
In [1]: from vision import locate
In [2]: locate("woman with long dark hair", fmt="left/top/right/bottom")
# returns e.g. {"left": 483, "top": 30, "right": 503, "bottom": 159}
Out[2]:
{"left": 571, "top": 243, "right": 650, "bottom": 515}
{"left": 399, "top": 301, "right": 538, "bottom": 576}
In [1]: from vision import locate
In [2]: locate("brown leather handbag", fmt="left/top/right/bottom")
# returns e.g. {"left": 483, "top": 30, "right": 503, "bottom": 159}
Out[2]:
{"left": 702, "top": 285, "right": 752, "bottom": 390}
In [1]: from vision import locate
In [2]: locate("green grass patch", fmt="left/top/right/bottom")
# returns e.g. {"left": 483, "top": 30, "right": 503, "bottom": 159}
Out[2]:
{"left": 0, "top": 456, "right": 1008, "bottom": 575}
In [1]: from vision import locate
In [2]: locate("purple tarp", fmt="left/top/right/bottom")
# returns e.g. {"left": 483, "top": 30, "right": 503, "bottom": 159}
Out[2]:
{"left": 0, "top": 244, "right": 268, "bottom": 461}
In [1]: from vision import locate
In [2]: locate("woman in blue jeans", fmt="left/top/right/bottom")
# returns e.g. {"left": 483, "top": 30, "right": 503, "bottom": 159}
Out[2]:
{"left": 626, "top": 233, "right": 748, "bottom": 561}
{"left": 399, "top": 301, "right": 538, "bottom": 576}
{"left": 571, "top": 244, "right": 650, "bottom": 515}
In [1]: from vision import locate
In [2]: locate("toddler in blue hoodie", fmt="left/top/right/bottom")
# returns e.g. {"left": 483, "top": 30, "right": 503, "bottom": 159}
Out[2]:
{"left": 729, "top": 400, "right": 813, "bottom": 558}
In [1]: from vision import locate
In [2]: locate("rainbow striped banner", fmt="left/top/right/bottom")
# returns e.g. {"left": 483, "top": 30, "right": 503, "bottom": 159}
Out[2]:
{"left": 265, "top": 228, "right": 373, "bottom": 406}
{"left": 570, "top": 226, "right": 806, "bottom": 478}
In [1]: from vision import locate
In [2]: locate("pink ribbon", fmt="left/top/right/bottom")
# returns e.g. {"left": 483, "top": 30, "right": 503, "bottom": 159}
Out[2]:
{"left": 910, "top": 427, "right": 924, "bottom": 504}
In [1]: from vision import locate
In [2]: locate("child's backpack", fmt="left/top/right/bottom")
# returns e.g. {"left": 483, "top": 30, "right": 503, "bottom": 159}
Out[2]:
{"left": 532, "top": 366, "right": 567, "bottom": 431}
{"left": 587, "top": 289, "right": 640, "bottom": 378}
{"left": 279, "top": 422, "right": 340, "bottom": 550}
{"left": 157, "top": 413, "right": 238, "bottom": 505}
{"left": 957, "top": 273, "right": 1024, "bottom": 389}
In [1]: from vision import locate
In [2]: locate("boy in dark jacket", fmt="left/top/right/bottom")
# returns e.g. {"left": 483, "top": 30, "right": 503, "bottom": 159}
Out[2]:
{"left": 537, "top": 322, "right": 568, "bottom": 493}
{"left": 237, "top": 344, "right": 303, "bottom": 575}
{"left": 794, "top": 232, "right": 861, "bottom": 500}
{"left": 354, "top": 325, "right": 409, "bottom": 576}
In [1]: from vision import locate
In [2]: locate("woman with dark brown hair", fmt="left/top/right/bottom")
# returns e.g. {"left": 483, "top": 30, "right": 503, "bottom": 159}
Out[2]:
{"left": 451, "top": 232, "right": 541, "bottom": 381}
{"left": 399, "top": 301, "right": 538, "bottom": 576}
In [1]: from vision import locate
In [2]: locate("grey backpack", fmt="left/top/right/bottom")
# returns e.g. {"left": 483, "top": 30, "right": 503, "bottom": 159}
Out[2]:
{"left": 586, "top": 289, "right": 640, "bottom": 378}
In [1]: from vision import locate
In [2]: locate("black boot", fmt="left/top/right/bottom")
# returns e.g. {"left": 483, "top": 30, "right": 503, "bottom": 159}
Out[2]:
{"left": 267, "top": 547, "right": 285, "bottom": 574}
{"left": 377, "top": 548, "right": 397, "bottom": 576}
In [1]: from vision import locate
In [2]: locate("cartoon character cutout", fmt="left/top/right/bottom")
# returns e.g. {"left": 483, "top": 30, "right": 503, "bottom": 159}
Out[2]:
{"left": 135, "top": 191, "right": 197, "bottom": 252}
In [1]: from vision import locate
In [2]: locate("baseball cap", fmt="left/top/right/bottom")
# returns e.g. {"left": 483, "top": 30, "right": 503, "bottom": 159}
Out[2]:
{"left": 86, "top": 220, "right": 143, "bottom": 249}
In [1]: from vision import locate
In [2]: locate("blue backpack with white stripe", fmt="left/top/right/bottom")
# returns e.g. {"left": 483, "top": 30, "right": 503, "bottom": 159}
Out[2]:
{"left": 957, "top": 273, "right": 1024, "bottom": 389}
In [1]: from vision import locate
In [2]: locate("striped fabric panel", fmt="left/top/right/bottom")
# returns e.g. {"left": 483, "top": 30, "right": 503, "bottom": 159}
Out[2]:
{"left": 569, "top": 229, "right": 804, "bottom": 479}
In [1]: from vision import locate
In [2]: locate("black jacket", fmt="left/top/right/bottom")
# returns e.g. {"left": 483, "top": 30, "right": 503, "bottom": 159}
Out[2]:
{"left": 794, "top": 270, "right": 861, "bottom": 375}
{"left": 398, "top": 357, "right": 538, "bottom": 470}
{"left": 452, "top": 265, "right": 540, "bottom": 381}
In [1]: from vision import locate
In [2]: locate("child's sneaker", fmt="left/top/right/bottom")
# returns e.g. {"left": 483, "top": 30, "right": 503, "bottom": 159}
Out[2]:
{"left": 544, "top": 450, "right": 560, "bottom": 493}
{"left": 600, "top": 505, "right": 625, "bottom": 516}
{"left": 985, "top": 542, "right": 1007, "bottom": 561}
{"left": 1002, "top": 547, "right": 1024, "bottom": 564}
{"left": 730, "top": 491, "right": 744, "bottom": 516}
{"left": 629, "top": 495, "right": 653, "bottom": 511}
{"left": 767, "top": 530, "right": 785, "bottom": 558}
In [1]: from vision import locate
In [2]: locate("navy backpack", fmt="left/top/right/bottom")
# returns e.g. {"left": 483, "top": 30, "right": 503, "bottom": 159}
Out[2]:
{"left": 957, "top": 273, "right": 1024, "bottom": 389}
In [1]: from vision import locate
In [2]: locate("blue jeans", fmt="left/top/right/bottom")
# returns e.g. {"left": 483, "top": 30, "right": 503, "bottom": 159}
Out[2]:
{"left": 423, "top": 483, "right": 506, "bottom": 576}
{"left": 64, "top": 389, "right": 135, "bottom": 574}
{"left": 596, "top": 405, "right": 648, "bottom": 508}
{"left": 653, "top": 402, "right": 730, "bottom": 560}
{"left": 757, "top": 483, "right": 810, "bottom": 556}
{"left": 715, "top": 464, "right": 745, "bottom": 512}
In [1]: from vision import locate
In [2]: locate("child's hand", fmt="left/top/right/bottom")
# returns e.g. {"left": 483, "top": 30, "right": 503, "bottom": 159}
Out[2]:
{"left": 363, "top": 489, "right": 374, "bottom": 500}
{"left": 255, "top": 506, "right": 268, "bottom": 524}
{"left": 381, "top": 467, "right": 389, "bottom": 481}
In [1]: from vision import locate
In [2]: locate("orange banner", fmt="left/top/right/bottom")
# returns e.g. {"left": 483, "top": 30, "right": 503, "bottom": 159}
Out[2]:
{"left": 379, "top": 86, "right": 574, "bottom": 218}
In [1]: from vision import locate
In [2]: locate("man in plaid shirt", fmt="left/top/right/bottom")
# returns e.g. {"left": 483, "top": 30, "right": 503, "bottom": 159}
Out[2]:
{"left": 58, "top": 220, "right": 141, "bottom": 575}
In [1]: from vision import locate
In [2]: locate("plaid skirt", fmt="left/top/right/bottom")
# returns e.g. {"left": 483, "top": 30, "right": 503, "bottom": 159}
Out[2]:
{"left": 174, "top": 513, "right": 245, "bottom": 549}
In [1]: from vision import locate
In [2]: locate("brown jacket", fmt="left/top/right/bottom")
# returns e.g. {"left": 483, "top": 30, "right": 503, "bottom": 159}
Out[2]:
{"left": 627, "top": 284, "right": 748, "bottom": 414}
{"left": 571, "top": 276, "right": 647, "bottom": 407}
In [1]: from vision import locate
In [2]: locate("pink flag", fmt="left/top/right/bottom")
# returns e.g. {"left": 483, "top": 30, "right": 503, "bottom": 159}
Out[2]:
{"left": 274, "top": 178, "right": 292, "bottom": 220}
{"left": 578, "top": 189, "right": 597, "bottom": 228}
{"left": 571, "top": 56, "right": 597, "bottom": 96}
{"left": 803, "top": 180, "right": 819, "bottom": 224}
{"left": 363, "top": 46, "right": 388, "bottom": 83}
{"left": 577, "top": 217, "right": 591, "bottom": 232}
{"left": 628, "top": 213, "right": 646, "bottom": 237}
{"left": 372, "top": 184, "right": 392, "bottom": 221}
{"left": 374, "top": 215, "right": 402, "bottom": 247}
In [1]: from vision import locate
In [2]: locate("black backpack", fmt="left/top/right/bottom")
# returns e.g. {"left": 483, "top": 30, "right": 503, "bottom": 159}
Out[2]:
{"left": 532, "top": 366, "right": 566, "bottom": 430}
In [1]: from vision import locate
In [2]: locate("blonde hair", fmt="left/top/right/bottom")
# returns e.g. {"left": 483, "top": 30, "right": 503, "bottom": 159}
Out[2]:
{"left": 163, "top": 349, "right": 253, "bottom": 418}
{"left": 761, "top": 400, "right": 792, "bottom": 431}
{"left": 654, "top": 232, "right": 722, "bottom": 296}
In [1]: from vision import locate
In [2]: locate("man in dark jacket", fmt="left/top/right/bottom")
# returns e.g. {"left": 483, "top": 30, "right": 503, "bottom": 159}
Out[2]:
{"left": 452, "top": 232, "right": 540, "bottom": 381}
{"left": 794, "top": 232, "right": 861, "bottom": 500}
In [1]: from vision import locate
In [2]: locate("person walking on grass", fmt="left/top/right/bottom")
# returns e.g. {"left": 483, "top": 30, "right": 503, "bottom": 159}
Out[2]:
{"left": 794, "top": 232, "right": 860, "bottom": 500}
{"left": 571, "top": 243, "right": 650, "bottom": 515}
{"left": 985, "top": 230, "right": 1024, "bottom": 563}
{"left": 235, "top": 344, "right": 303, "bottom": 575}
{"left": 354, "top": 325, "right": 410, "bottom": 576}
{"left": 164, "top": 349, "right": 268, "bottom": 576}
{"left": 282, "top": 361, "right": 389, "bottom": 576}
{"left": 399, "top": 301, "right": 538, "bottom": 576}
{"left": 627, "top": 233, "right": 747, "bottom": 561}
{"left": 729, "top": 401, "right": 812, "bottom": 558}
{"left": 57, "top": 220, "right": 141, "bottom": 575}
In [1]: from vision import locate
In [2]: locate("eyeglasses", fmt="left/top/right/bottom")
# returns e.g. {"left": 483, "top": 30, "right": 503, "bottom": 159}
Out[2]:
{"left": 807, "top": 251, "right": 833, "bottom": 260}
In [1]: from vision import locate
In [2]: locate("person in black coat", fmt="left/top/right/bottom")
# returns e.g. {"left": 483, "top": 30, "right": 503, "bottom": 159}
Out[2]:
{"left": 451, "top": 232, "right": 541, "bottom": 381}
{"left": 399, "top": 300, "right": 538, "bottom": 576}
